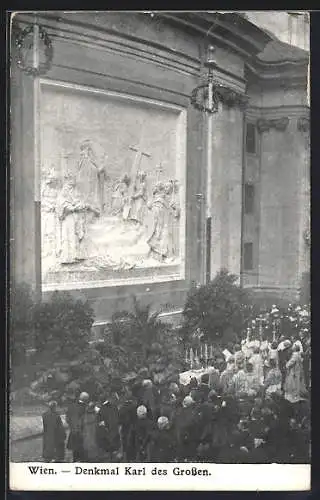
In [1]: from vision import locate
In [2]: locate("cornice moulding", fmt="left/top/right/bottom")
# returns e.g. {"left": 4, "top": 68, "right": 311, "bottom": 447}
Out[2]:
{"left": 257, "top": 116, "right": 289, "bottom": 133}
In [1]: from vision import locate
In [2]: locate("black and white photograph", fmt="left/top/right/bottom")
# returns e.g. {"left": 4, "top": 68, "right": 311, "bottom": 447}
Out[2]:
{"left": 9, "top": 10, "right": 310, "bottom": 491}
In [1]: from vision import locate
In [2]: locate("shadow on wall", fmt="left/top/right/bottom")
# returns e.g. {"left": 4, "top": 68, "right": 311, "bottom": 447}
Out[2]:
{"left": 300, "top": 272, "right": 310, "bottom": 305}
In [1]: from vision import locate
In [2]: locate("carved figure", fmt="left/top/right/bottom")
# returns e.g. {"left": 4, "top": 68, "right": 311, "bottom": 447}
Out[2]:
{"left": 166, "top": 180, "right": 181, "bottom": 258}
{"left": 56, "top": 176, "right": 99, "bottom": 264}
{"left": 41, "top": 170, "right": 60, "bottom": 258}
{"left": 125, "top": 171, "right": 148, "bottom": 225}
{"left": 76, "top": 140, "right": 106, "bottom": 214}
{"left": 147, "top": 182, "right": 170, "bottom": 261}
{"left": 111, "top": 174, "right": 131, "bottom": 216}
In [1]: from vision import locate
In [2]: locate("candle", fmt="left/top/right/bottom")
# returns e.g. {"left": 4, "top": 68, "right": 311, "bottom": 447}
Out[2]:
{"left": 205, "top": 344, "right": 208, "bottom": 361}
{"left": 210, "top": 345, "right": 213, "bottom": 359}
{"left": 185, "top": 349, "right": 188, "bottom": 364}
{"left": 200, "top": 345, "right": 203, "bottom": 359}
{"left": 246, "top": 327, "right": 251, "bottom": 343}
{"left": 272, "top": 321, "right": 276, "bottom": 342}
{"left": 190, "top": 348, "right": 194, "bottom": 369}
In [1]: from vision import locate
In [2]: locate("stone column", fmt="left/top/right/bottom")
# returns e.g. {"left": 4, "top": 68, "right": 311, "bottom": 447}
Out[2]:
{"left": 211, "top": 91, "right": 247, "bottom": 280}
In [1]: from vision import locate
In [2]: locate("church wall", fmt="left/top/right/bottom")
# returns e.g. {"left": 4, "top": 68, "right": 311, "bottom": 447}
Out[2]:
{"left": 211, "top": 106, "right": 244, "bottom": 280}
{"left": 12, "top": 12, "right": 236, "bottom": 325}
{"left": 245, "top": 83, "right": 309, "bottom": 300}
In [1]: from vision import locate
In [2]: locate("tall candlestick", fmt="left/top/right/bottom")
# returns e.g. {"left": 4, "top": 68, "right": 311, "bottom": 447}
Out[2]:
{"left": 259, "top": 318, "right": 263, "bottom": 341}
{"left": 272, "top": 321, "right": 276, "bottom": 342}
{"left": 190, "top": 347, "right": 194, "bottom": 369}
{"left": 246, "top": 327, "right": 251, "bottom": 343}
{"left": 205, "top": 344, "right": 208, "bottom": 362}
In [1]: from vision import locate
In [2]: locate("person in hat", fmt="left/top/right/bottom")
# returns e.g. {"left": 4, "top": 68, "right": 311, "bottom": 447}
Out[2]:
{"left": 42, "top": 400, "right": 66, "bottom": 462}
{"left": 96, "top": 393, "right": 120, "bottom": 459}
{"left": 66, "top": 391, "right": 89, "bottom": 462}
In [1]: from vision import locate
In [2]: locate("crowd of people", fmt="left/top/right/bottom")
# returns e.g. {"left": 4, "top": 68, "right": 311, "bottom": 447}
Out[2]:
{"left": 41, "top": 326, "right": 311, "bottom": 464}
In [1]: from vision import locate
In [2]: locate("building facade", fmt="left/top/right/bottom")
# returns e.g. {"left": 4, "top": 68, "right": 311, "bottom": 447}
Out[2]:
{"left": 10, "top": 11, "right": 310, "bottom": 327}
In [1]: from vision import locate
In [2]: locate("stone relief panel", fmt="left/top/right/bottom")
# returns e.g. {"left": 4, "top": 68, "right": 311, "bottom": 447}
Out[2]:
{"left": 40, "top": 82, "right": 186, "bottom": 289}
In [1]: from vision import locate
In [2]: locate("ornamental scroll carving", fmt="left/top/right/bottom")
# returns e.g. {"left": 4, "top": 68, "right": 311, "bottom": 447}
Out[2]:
{"left": 257, "top": 117, "right": 289, "bottom": 133}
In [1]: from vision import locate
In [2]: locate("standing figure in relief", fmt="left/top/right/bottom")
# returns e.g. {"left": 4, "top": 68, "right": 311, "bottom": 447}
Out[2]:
{"left": 147, "top": 182, "right": 170, "bottom": 261}
{"left": 111, "top": 174, "right": 131, "bottom": 217}
{"left": 41, "top": 169, "right": 59, "bottom": 259}
{"left": 56, "top": 176, "right": 99, "bottom": 264}
{"left": 126, "top": 171, "right": 148, "bottom": 225}
{"left": 166, "top": 180, "right": 181, "bottom": 259}
{"left": 76, "top": 140, "right": 106, "bottom": 214}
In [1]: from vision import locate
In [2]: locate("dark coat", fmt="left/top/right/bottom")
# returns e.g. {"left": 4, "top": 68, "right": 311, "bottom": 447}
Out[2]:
{"left": 175, "top": 406, "right": 199, "bottom": 460}
{"left": 66, "top": 400, "right": 86, "bottom": 453}
{"left": 150, "top": 427, "right": 177, "bottom": 462}
{"left": 82, "top": 408, "right": 101, "bottom": 461}
{"left": 42, "top": 409, "right": 66, "bottom": 461}
{"left": 119, "top": 399, "right": 137, "bottom": 460}
{"left": 132, "top": 417, "right": 154, "bottom": 461}
{"left": 96, "top": 401, "right": 120, "bottom": 452}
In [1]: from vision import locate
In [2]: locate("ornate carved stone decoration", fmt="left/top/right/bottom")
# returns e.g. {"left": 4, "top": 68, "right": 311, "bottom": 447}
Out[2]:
{"left": 256, "top": 117, "right": 289, "bottom": 133}
{"left": 191, "top": 81, "right": 248, "bottom": 113}
{"left": 297, "top": 116, "right": 310, "bottom": 133}
{"left": 214, "top": 85, "right": 249, "bottom": 110}
{"left": 40, "top": 82, "right": 187, "bottom": 288}
{"left": 15, "top": 23, "right": 53, "bottom": 77}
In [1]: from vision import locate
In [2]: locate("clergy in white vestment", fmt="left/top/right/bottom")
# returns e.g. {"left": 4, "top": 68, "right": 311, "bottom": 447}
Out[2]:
{"left": 284, "top": 345, "right": 307, "bottom": 403}
{"left": 249, "top": 346, "right": 264, "bottom": 385}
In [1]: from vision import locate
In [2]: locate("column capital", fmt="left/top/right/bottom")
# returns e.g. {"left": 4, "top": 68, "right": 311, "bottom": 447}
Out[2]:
{"left": 297, "top": 115, "right": 310, "bottom": 132}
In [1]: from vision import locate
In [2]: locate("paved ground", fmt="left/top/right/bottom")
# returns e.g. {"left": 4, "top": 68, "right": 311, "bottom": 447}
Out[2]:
{"left": 10, "top": 405, "right": 69, "bottom": 462}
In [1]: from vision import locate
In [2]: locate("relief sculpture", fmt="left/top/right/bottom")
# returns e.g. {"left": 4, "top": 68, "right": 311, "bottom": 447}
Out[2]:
{"left": 40, "top": 86, "right": 186, "bottom": 286}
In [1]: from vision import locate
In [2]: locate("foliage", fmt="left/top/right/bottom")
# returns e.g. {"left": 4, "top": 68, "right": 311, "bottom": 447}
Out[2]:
{"left": 33, "top": 291, "right": 95, "bottom": 360}
{"left": 182, "top": 269, "right": 252, "bottom": 344}
{"left": 10, "top": 283, "right": 35, "bottom": 365}
{"left": 101, "top": 295, "right": 184, "bottom": 383}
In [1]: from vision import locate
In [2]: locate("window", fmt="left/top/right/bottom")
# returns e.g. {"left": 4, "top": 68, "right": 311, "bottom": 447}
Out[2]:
{"left": 244, "top": 183, "right": 255, "bottom": 214}
{"left": 244, "top": 242, "right": 253, "bottom": 271}
{"left": 246, "top": 123, "right": 256, "bottom": 154}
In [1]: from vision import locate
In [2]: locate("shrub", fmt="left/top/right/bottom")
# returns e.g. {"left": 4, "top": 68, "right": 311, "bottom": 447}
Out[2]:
{"left": 182, "top": 269, "right": 252, "bottom": 344}
{"left": 33, "top": 291, "right": 95, "bottom": 360}
{"left": 103, "top": 296, "right": 184, "bottom": 381}
{"left": 10, "top": 283, "right": 35, "bottom": 365}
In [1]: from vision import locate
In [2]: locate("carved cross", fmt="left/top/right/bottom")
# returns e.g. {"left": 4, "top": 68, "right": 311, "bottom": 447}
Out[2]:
{"left": 127, "top": 145, "right": 151, "bottom": 198}
{"left": 155, "top": 162, "right": 163, "bottom": 184}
